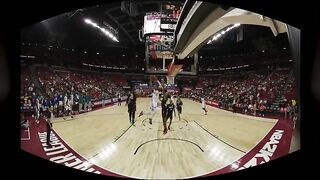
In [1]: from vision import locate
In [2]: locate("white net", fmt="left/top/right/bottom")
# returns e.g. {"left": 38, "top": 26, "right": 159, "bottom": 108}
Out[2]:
{"left": 166, "top": 75, "right": 175, "bottom": 85}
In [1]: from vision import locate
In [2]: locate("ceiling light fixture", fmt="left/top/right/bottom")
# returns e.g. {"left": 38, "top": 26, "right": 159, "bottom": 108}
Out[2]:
{"left": 208, "top": 23, "right": 241, "bottom": 44}
{"left": 84, "top": 18, "right": 119, "bottom": 42}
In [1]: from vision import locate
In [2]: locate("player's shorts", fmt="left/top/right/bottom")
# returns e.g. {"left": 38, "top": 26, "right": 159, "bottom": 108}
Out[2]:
{"left": 177, "top": 106, "right": 182, "bottom": 114}
{"left": 128, "top": 108, "right": 136, "bottom": 113}
{"left": 166, "top": 113, "right": 173, "bottom": 120}
{"left": 162, "top": 109, "right": 167, "bottom": 117}
{"left": 152, "top": 102, "right": 157, "bottom": 108}
{"left": 72, "top": 104, "right": 78, "bottom": 111}
{"left": 65, "top": 106, "right": 71, "bottom": 111}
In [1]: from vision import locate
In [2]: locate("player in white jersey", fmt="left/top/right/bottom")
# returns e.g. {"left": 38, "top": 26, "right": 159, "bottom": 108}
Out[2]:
{"left": 152, "top": 89, "right": 159, "bottom": 107}
{"left": 138, "top": 89, "right": 158, "bottom": 125}
{"left": 201, "top": 97, "right": 208, "bottom": 115}
{"left": 63, "top": 96, "right": 74, "bottom": 119}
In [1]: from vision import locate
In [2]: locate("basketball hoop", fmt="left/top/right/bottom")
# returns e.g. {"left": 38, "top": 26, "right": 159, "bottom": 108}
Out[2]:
{"left": 167, "top": 60, "right": 183, "bottom": 77}
{"left": 166, "top": 75, "right": 175, "bottom": 85}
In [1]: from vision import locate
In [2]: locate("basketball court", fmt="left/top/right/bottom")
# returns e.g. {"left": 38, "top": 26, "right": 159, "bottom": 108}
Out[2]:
{"left": 19, "top": 1, "right": 300, "bottom": 178}
{"left": 34, "top": 97, "right": 288, "bottom": 179}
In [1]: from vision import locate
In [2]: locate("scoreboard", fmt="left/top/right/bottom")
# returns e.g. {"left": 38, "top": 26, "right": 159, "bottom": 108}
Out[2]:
{"left": 143, "top": 2, "right": 197, "bottom": 75}
{"left": 143, "top": 3, "right": 183, "bottom": 36}
{"left": 161, "top": 3, "right": 183, "bottom": 19}
{"left": 143, "top": 12, "right": 162, "bottom": 35}
{"left": 160, "top": 2, "right": 183, "bottom": 32}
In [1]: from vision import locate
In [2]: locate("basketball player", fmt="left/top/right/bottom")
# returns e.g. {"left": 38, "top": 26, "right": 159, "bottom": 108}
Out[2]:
{"left": 165, "top": 99, "right": 176, "bottom": 133}
{"left": 201, "top": 97, "right": 208, "bottom": 115}
{"left": 160, "top": 89, "right": 170, "bottom": 133}
{"left": 176, "top": 96, "right": 183, "bottom": 120}
{"left": 138, "top": 89, "right": 159, "bottom": 125}
{"left": 127, "top": 90, "right": 137, "bottom": 126}
{"left": 63, "top": 96, "right": 74, "bottom": 119}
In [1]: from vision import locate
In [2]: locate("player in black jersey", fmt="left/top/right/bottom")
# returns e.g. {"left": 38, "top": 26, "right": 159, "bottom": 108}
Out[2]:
{"left": 165, "top": 99, "right": 176, "bottom": 133}
{"left": 127, "top": 90, "right": 137, "bottom": 126}
{"left": 160, "top": 89, "right": 170, "bottom": 134}
{"left": 176, "top": 96, "right": 183, "bottom": 121}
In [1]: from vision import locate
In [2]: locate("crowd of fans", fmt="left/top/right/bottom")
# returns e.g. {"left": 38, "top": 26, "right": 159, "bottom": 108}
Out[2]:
{"left": 21, "top": 63, "right": 298, "bottom": 121}
{"left": 181, "top": 69, "right": 298, "bottom": 117}
{"left": 21, "top": 65, "right": 128, "bottom": 118}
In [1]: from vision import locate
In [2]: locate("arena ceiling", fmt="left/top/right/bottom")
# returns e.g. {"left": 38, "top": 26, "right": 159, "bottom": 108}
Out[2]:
{"left": 20, "top": 1, "right": 290, "bottom": 58}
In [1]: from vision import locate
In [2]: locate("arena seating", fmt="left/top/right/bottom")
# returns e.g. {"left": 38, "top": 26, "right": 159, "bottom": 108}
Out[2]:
{"left": 180, "top": 69, "right": 297, "bottom": 115}
{"left": 21, "top": 62, "right": 297, "bottom": 118}
{"left": 21, "top": 64, "right": 128, "bottom": 117}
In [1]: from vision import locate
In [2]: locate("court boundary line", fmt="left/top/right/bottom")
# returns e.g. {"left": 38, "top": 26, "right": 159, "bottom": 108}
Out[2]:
{"left": 142, "top": 119, "right": 188, "bottom": 125}
{"left": 192, "top": 120, "right": 246, "bottom": 153}
{"left": 21, "top": 126, "right": 31, "bottom": 141}
{"left": 133, "top": 138, "right": 204, "bottom": 155}
{"left": 112, "top": 118, "right": 147, "bottom": 143}
{"left": 51, "top": 104, "right": 117, "bottom": 123}
{"left": 187, "top": 98, "right": 278, "bottom": 123}
{"left": 48, "top": 98, "right": 282, "bottom": 179}
{"left": 198, "top": 120, "right": 279, "bottom": 177}
{"left": 51, "top": 126, "right": 135, "bottom": 178}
